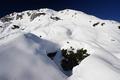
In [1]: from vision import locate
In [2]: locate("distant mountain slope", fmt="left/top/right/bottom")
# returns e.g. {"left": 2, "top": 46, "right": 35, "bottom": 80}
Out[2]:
{"left": 0, "top": 9, "right": 120, "bottom": 80}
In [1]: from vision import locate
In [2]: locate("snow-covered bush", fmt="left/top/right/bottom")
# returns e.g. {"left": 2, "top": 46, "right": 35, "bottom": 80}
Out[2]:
{"left": 61, "top": 48, "right": 90, "bottom": 71}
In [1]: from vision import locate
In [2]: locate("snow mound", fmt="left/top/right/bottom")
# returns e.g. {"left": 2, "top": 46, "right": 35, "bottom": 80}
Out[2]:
{"left": 0, "top": 33, "right": 66, "bottom": 80}
{"left": 68, "top": 48, "right": 120, "bottom": 80}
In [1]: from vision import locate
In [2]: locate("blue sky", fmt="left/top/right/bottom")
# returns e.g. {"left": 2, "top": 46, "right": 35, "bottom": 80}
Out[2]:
{"left": 0, "top": 0, "right": 120, "bottom": 22}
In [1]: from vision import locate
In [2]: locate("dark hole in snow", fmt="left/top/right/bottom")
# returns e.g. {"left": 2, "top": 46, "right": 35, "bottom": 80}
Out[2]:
{"left": 50, "top": 16, "right": 61, "bottom": 21}
{"left": 0, "top": 26, "right": 2, "bottom": 28}
{"left": 93, "top": 22, "right": 100, "bottom": 27}
{"left": 11, "top": 25, "right": 20, "bottom": 29}
{"left": 67, "top": 41, "right": 69, "bottom": 44}
{"left": 40, "top": 35, "right": 42, "bottom": 37}
{"left": 47, "top": 52, "right": 57, "bottom": 60}
{"left": 61, "top": 48, "right": 90, "bottom": 71}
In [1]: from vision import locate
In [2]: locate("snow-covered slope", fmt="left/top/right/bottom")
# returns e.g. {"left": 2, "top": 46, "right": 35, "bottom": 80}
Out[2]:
{"left": 68, "top": 47, "right": 120, "bottom": 80}
{"left": 0, "top": 8, "right": 120, "bottom": 80}
{"left": 0, "top": 33, "right": 66, "bottom": 80}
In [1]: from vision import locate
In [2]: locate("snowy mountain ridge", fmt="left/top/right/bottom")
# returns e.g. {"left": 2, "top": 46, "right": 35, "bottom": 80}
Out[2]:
{"left": 0, "top": 8, "right": 120, "bottom": 80}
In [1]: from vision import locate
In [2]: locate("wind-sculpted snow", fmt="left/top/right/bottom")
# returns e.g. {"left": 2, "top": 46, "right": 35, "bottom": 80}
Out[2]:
{"left": 68, "top": 47, "right": 120, "bottom": 80}
{"left": 0, "top": 8, "right": 120, "bottom": 80}
{"left": 0, "top": 33, "right": 66, "bottom": 80}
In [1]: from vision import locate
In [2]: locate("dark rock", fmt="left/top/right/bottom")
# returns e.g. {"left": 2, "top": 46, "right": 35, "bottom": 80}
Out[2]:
{"left": 101, "top": 23, "right": 105, "bottom": 26}
{"left": 50, "top": 16, "right": 61, "bottom": 21}
{"left": 1, "top": 15, "right": 13, "bottom": 22}
{"left": 67, "top": 41, "right": 69, "bottom": 44}
{"left": 11, "top": 25, "right": 20, "bottom": 29}
{"left": 93, "top": 22, "right": 100, "bottom": 27}
{"left": 16, "top": 14, "right": 24, "bottom": 20}
{"left": 27, "top": 12, "right": 31, "bottom": 16}
{"left": 118, "top": 26, "right": 120, "bottom": 29}
{"left": 30, "top": 13, "right": 46, "bottom": 21}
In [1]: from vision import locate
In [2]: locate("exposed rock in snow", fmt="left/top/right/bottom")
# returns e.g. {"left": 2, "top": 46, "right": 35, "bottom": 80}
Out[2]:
{"left": 0, "top": 8, "right": 120, "bottom": 80}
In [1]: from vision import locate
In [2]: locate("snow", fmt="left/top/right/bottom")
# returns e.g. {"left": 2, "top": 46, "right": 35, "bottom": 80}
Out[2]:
{"left": 68, "top": 48, "right": 120, "bottom": 80}
{"left": 0, "top": 33, "right": 66, "bottom": 80}
{"left": 0, "top": 8, "right": 120, "bottom": 80}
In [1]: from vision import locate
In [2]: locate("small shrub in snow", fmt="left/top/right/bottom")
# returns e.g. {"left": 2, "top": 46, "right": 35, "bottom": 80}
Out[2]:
{"left": 61, "top": 48, "right": 90, "bottom": 71}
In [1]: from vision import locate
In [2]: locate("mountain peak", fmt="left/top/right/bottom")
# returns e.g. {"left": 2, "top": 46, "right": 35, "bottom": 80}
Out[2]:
{"left": 0, "top": 8, "right": 120, "bottom": 80}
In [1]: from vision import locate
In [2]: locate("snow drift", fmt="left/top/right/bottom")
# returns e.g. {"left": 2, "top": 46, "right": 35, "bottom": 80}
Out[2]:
{"left": 0, "top": 33, "right": 66, "bottom": 80}
{"left": 68, "top": 47, "right": 120, "bottom": 80}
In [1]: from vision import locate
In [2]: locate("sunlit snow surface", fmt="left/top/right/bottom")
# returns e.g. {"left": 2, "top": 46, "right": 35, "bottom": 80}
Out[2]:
{"left": 0, "top": 9, "right": 120, "bottom": 80}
